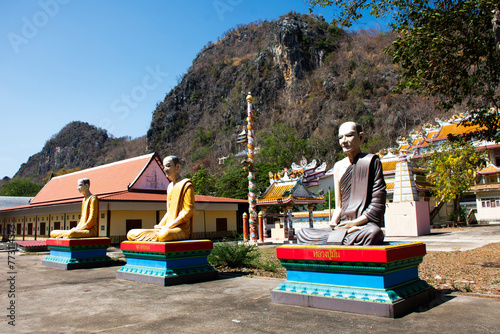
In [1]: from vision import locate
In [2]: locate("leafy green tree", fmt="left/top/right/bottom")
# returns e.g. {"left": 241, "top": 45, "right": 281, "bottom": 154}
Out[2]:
{"left": 258, "top": 123, "right": 307, "bottom": 167}
{"left": 425, "top": 140, "right": 486, "bottom": 223}
{"left": 0, "top": 177, "right": 42, "bottom": 196}
{"left": 215, "top": 162, "right": 280, "bottom": 199}
{"left": 254, "top": 162, "right": 282, "bottom": 195}
{"left": 191, "top": 164, "right": 217, "bottom": 195}
{"left": 309, "top": 0, "right": 500, "bottom": 141}
{"left": 215, "top": 167, "right": 248, "bottom": 199}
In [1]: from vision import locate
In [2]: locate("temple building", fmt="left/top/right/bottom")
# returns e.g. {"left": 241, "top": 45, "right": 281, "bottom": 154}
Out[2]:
{"left": 388, "top": 112, "right": 500, "bottom": 224}
{"left": 0, "top": 153, "right": 247, "bottom": 242}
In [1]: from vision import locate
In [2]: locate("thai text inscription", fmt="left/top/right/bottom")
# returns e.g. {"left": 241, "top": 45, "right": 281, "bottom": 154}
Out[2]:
{"left": 312, "top": 249, "right": 341, "bottom": 260}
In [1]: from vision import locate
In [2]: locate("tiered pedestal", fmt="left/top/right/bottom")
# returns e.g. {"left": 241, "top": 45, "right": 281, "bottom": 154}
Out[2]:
{"left": 270, "top": 242, "right": 435, "bottom": 318}
{"left": 42, "top": 238, "right": 112, "bottom": 270}
{"left": 116, "top": 240, "right": 218, "bottom": 286}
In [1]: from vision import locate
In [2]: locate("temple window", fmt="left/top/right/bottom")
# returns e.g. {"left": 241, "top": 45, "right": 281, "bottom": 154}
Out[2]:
{"left": 216, "top": 218, "right": 228, "bottom": 231}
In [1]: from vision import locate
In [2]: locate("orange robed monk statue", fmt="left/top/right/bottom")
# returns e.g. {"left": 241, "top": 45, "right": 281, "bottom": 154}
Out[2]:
{"left": 127, "top": 156, "right": 195, "bottom": 242}
{"left": 50, "top": 178, "right": 99, "bottom": 238}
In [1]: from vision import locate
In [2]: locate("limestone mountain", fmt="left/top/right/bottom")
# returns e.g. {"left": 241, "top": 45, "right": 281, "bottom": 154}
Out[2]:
{"left": 147, "top": 12, "right": 443, "bottom": 173}
{"left": 15, "top": 121, "right": 147, "bottom": 183}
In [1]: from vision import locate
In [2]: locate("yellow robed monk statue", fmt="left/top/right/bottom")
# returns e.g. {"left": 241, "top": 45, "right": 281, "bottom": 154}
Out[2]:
{"left": 127, "top": 156, "right": 195, "bottom": 242}
{"left": 50, "top": 178, "right": 99, "bottom": 238}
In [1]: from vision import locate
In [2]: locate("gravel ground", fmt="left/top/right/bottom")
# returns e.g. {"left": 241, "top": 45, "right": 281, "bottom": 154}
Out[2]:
{"left": 216, "top": 242, "right": 500, "bottom": 298}
{"left": 420, "top": 242, "right": 500, "bottom": 296}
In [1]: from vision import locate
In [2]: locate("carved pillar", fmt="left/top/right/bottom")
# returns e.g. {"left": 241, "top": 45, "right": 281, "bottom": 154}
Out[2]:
{"left": 308, "top": 204, "right": 315, "bottom": 228}
{"left": 258, "top": 211, "right": 264, "bottom": 242}
{"left": 282, "top": 209, "right": 288, "bottom": 240}
{"left": 261, "top": 206, "right": 268, "bottom": 238}
{"left": 285, "top": 204, "right": 294, "bottom": 239}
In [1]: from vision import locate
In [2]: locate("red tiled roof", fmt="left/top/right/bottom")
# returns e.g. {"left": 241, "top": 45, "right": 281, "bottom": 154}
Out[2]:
{"left": 100, "top": 191, "right": 166, "bottom": 201}
{"left": 0, "top": 193, "right": 246, "bottom": 213}
{"left": 98, "top": 192, "right": 247, "bottom": 203}
{"left": 195, "top": 195, "right": 247, "bottom": 203}
{"left": 100, "top": 192, "right": 247, "bottom": 204}
{"left": 30, "top": 153, "right": 160, "bottom": 205}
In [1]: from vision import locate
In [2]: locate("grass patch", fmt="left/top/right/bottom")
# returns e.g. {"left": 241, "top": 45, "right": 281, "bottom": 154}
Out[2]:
{"left": 19, "top": 251, "right": 42, "bottom": 256}
{"left": 208, "top": 239, "right": 284, "bottom": 276}
{"left": 208, "top": 238, "right": 260, "bottom": 268}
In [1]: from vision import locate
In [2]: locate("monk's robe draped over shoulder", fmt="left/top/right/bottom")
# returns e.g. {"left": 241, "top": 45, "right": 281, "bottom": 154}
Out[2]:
{"left": 342, "top": 153, "right": 386, "bottom": 226}
{"left": 164, "top": 178, "right": 195, "bottom": 238}
{"left": 50, "top": 195, "right": 99, "bottom": 238}
{"left": 127, "top": 179, "right": 194, "bottom": 242}
{"left": 296, "top": 153, "right": 386, "bottom": 245}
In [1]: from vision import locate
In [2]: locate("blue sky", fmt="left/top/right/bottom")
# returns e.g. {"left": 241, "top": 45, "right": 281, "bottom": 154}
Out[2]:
{"left": 0, "top": 0, "right": 389, "bottom": 179}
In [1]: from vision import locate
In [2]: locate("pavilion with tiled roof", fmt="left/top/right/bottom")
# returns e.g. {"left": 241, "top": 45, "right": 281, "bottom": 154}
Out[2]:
{"left": 0, "top": 153, "right": 247, "bottom": 242}
{"left": 257, "top": 171, "right": 325, "bottom": 207}
{"left": 257, "top": 169, "right": 325, "bottom": 240}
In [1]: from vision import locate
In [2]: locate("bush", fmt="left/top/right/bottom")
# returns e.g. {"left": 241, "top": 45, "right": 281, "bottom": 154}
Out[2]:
{"left": 0, "top": 177, "right": 42, "bottom": 196}
{"left": 208, "top": 239, "right": 260, "bottom": 268}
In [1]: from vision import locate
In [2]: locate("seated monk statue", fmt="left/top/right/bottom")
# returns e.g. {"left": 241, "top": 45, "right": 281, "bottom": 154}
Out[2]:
{"left": 127, "top": 156, "right": 195, "bottom": 242}
{"left": 297, "top": 121, "right": 386, "bottom": 246}
{"left": 50, "top": 178, "right": 99, "bottom": 238}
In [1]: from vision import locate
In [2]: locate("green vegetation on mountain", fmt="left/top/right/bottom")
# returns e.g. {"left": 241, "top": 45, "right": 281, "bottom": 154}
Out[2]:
{"left": 147, "top": 12, "right": 446, "bottom": 177}
{"left": 309, "top": 0, "right": 500, "bottom": 141}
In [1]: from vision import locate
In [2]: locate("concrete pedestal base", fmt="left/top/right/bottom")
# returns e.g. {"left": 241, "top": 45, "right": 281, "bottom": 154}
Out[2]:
{"left": 271, "top": 242, "right": 434, "bottom": 318}
{"left": 385, "top": 201, "right": 431, "bottom": 237}
{"left": 116, "top": 239, "right": 218, "bottom": 286}
{"left": 42, "top": 238, "right": 112, "bottom": 270}
{"left": 271, "top": 287, "right": 435, "bottom": 318}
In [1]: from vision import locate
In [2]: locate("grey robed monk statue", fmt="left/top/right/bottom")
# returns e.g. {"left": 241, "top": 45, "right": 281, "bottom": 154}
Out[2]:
{"left": 297, "top": 121, "right": 386, "bottom": 246}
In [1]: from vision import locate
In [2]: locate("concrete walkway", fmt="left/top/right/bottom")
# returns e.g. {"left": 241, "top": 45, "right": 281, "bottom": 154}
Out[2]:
{"left": 2, "top": 225, "right": 500, "bottom": 333}
{"left": 385, "top": 224, "right": 500, "bottom": 251}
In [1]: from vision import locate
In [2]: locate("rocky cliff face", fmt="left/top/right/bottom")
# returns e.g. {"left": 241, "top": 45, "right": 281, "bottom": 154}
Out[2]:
{"left": 270, "top": 15, "right": 327, "bottom": 85}
{"left": 15, "top": 122, "right": 108, "bottom": 180}
{"left": 146, "top": 12, "right": 438, "bottom": 173}
{"left": 146, "top": 14, "right": 338, "bottom": 162}
{"left": 15, "top": 121, "right": 147, "bottom": 183}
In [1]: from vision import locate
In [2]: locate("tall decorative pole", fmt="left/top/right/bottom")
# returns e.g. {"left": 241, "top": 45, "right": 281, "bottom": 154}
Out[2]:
{"left": 246, "top": 93, "right": 258, "bottom": 242}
